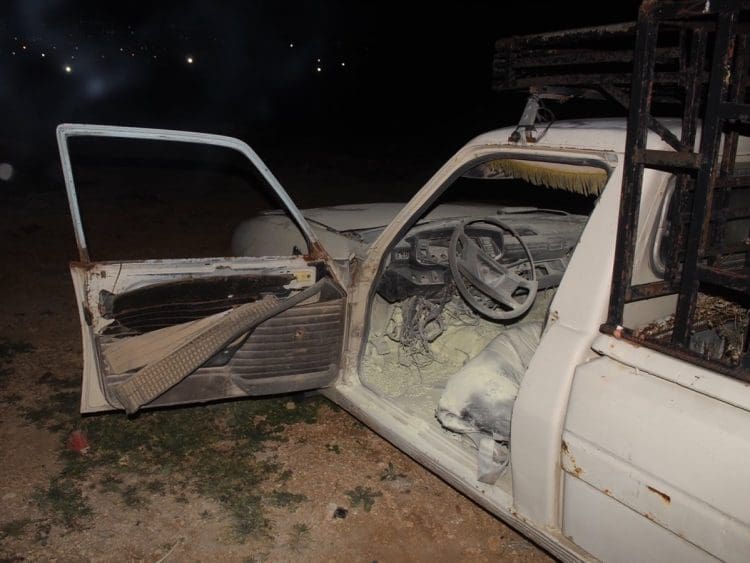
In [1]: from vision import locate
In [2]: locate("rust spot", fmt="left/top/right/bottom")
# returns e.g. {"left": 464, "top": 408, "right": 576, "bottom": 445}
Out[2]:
{"left": 603, "top": 488, "right": 612, "bottom": 496}
{"left": 647, "top": 485, "right": 671, "bottom": 505}
{"left": 561, "top": 441, "right": 584, "bottom": 476}
{"left": 645, "top": 512, "right": 655, "bottom": 522}
{"left": 70, "top": 260, "right": 98, "bottom": 271}
{"left": 305, "top": 241, "right": 330, "bottom": 261}
{"left": 549, "top": 310, "right": 559, "bottom": 323}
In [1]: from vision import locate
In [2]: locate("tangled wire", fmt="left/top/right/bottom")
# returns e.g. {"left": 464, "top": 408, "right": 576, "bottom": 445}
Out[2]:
{"left": 386, "top": 289, "right": 453, "bottom": 368}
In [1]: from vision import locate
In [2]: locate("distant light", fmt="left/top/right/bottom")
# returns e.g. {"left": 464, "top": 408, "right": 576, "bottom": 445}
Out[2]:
{"left": 71, "top": 55, "right": 75, "bottom": 60}
{"left": 64, "top": 65, "right": 72, "bottom": 73}
{"left": 11, "top": 51, "right": 15, "bottom": 56}
{"left": 0, "top": 163, "right": 14, "bottom": 182}
{"left": 316, "top": 58, "right": 320, "bottom": 62}
{"left": 41, "top": 52, "right": 46, "bottom": 58}
{"left": 119, "top": 47, "right": 124, "bottom": 52}
{"left": 316, "top": 66, "right": 322, "bottom": 72}
{"left": 340, "top": 61, "right": 346, "bottom": 67}
{"left": 186, "top": 56, "right": 194, "bottom": 64}
{"left": 21, "top": 45, "right": 27, "bottom": 50}
{"left": 289, "top": 42, "right": 294, "bottom": 48}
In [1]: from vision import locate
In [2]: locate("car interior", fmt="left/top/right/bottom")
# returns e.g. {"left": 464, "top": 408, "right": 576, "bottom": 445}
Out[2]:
{"left": 358, "top": 156, "right": 603, "bottom": 482}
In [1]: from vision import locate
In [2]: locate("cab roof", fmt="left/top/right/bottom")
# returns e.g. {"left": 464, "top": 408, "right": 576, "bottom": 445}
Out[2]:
{"left": 469, "top": 117, "right": 750, "bottom": 156}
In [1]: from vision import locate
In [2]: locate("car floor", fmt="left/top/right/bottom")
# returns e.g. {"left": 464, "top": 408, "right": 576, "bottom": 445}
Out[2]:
{"left": 359, "top": 290, "right": 555, "bottom": 447}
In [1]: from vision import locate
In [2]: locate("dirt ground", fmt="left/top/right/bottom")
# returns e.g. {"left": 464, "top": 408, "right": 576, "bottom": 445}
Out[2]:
{"left": 0, "top": 140, "right": 552, "bottom": 562}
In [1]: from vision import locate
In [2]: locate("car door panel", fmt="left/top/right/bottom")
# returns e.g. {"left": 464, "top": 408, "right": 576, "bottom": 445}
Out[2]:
{"left": 71, "top": 260, "right": 346, "bottom": 414}
{"left": 60, "top": 124, "right": 346, "bottom": 413}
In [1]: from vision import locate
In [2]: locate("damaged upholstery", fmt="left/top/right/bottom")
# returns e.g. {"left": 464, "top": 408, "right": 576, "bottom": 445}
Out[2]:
{"left": 436, "top": 321, "right": 542, "bottom": 442}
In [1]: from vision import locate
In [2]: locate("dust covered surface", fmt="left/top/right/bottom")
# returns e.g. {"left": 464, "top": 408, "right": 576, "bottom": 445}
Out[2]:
{"left": 0, "top": 152, "right": 551, "bottom": 561}
{"left": 361, "top": 291, "right": 553, "bottom": 425}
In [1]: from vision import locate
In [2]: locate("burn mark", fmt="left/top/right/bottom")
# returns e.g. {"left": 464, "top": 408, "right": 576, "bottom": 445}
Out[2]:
{"left": 647, "top": 485, "right": 671, "bottom": 504}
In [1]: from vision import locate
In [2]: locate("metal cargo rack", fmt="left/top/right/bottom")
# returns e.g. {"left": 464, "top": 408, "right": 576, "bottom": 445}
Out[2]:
{"left": 494, "top": 0, "right": 750, "bottom": 379}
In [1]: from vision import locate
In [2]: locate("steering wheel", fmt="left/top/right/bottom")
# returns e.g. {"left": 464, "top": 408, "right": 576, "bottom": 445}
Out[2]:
{"left": 448, "top": 217, "right": 538, "bottom": 321}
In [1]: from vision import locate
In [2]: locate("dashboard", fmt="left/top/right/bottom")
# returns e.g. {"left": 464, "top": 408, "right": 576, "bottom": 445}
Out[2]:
{"left": 375, "top": 214, "right": 586, "bottom": 303}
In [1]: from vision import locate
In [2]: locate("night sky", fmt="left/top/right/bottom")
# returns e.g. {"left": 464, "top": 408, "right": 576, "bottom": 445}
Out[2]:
{"left": 1, "top": 1, "right": 641, "bottom": 187}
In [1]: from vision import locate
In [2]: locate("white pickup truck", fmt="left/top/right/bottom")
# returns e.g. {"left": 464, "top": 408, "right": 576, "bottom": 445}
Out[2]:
{"left": 60, "top": 3, "right": 750, "bottom": 561}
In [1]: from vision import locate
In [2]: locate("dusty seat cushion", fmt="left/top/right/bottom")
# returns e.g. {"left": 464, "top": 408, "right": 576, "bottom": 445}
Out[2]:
{"left": 436, "top": 321, "right": 542, "bottom": 441}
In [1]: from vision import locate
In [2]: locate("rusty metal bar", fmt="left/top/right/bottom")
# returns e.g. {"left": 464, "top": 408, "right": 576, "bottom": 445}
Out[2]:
{"left": 719, "top": 102, "right": 750, "bottom": 120}
{"left": 664, "top": 29, "right": 706, "bottom": 283}
{"left": 493, "top": 72, "right": 683, "bottom": 90}
{"left": 710, "top": 33, "right": 750, "bottom": 263}
{"left": 626, "top": 280, "right": 679, "bottom": 302}
{"left": 715, "top": 175, "right": 750, "bottom": 189}
{"left": 600, "top": 85, "right": 687, "bottom": 150}
{"left": 696, "top": 265, "right": 750, "bottom": 294}
{"left": 607, "top": 4, "right": 661, "bottom": 327}
{"left": 604, "top": 328, "right": 750, "bottom": 382}
{"left": 672, "top": 2, "right": 740, "bottom": 345}
{"left": 493, "top": 22, "right": 637, "bottom": 50}
{"left": 635, "top": 148, "right": 701, "bottom": 169}
{"left": 506, "top": 47, "right": 680, "bottom": 68}
{"left": 704, "top": 241, "right": 750, "bottom": 256}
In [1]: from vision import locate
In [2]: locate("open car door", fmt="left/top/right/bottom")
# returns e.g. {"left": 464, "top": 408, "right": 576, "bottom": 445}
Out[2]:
{"left": 59, "top": 124, "right": 347, "bottom": 414}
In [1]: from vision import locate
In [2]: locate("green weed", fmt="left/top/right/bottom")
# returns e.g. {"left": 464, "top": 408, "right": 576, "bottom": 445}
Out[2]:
{"left": 276, "top": 469, "right": 293, "bottom": 483}
{"left": 267, "top": 490, "right": 307, "bottom": 512}
{"left": 345, "top": 485, "right": 382, "bottom": 513}
{"left": 22, "top": 391, "right": 79, "bottom": 430}
{"left": 46, "top": 395, "right": 326, "bottom": 540}
{"left": 32, "top": 478, "right": 92, "bottom": 528}
{"left": 0, "top": 338, "right": 33, "bottom": 362}
{"left": 379, "top": 462, "right": 406, "bottom": 482}
{"left": 287, "top": 523, "right": 311, "bottom": 552}
{"left": 145, "top": 480, "right": 166, "bottom": 495}
{"left": 0, "top": 518, "right": 33, "bottom": 539}
{"left": 120, "top": 485, "right": 146, "bottom": 508}
{"left": 98, "top": 473, "right": 123, "bottom": 493}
